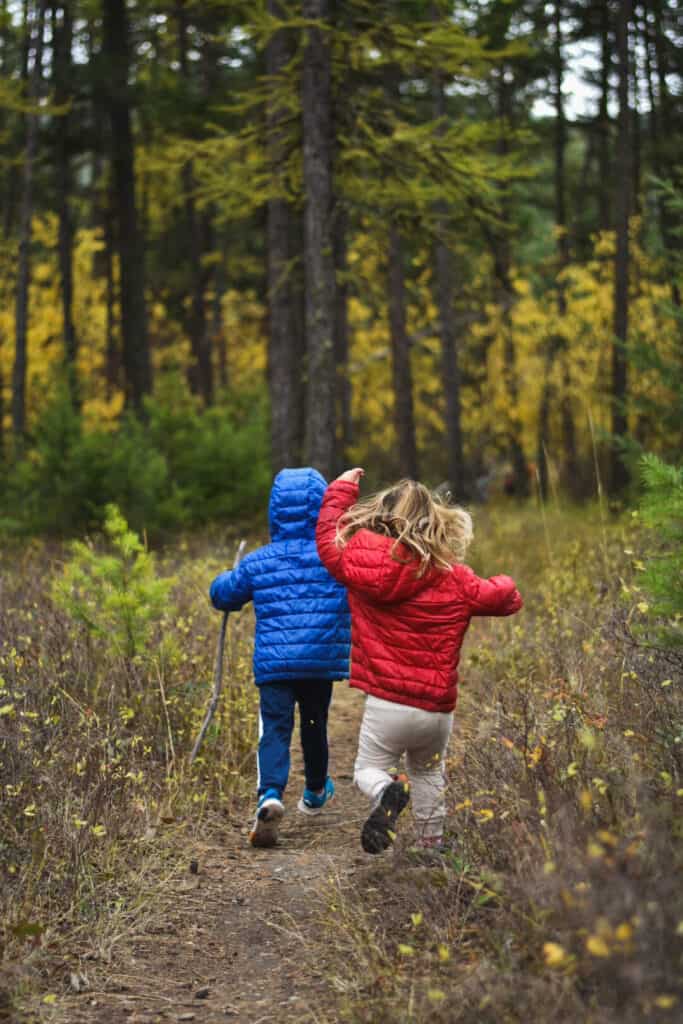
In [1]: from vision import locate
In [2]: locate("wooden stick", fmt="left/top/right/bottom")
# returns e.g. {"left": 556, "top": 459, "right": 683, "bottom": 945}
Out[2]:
{"left": 189, "top": 539, "right": 247, "bottom": 764}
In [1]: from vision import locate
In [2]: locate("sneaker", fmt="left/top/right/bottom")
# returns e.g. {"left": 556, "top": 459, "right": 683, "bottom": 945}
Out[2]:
{"left": 361, "top": 779, "right": 411, "bottom": 854}
{"left": 249, "top": 788, "right": 284, "bottom": 848}
{"left": 297, "top": 777, "right": 335, "bottom": 816}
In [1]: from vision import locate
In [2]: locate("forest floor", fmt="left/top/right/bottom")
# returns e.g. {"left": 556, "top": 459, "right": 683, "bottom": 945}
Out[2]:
{"left": 34, "top": 684, "right": 375, "bottom": 1024}
{"left": 6, "top": 507, "right": 681, "bottom": 1024}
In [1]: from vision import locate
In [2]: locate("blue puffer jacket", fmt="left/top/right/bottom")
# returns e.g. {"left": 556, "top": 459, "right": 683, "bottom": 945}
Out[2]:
{"left": 210, "top": 468, "right": 350, "bottom": 684}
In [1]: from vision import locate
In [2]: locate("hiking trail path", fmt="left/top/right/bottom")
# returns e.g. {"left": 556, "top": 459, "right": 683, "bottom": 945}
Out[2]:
{"left": 54, "top": 683, "right": 376, "bottom": 1024}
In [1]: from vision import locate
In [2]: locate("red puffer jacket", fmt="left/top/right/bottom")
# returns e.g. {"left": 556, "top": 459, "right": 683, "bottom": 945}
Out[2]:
{"left": 316, "top": 480, "right": 523, "bottom": 713}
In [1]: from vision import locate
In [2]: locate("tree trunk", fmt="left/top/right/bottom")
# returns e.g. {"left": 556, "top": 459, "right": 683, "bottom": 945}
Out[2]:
{"left": 388, "top": 226, "right": 418, "bottom": 480}
{"left": 597, "top": 3, "right": 611, "bottom": 231}
{"left": 53, "top": 1, "right": 79, "bottom": 406}
{"left": 538, "top": 1, "right": 577, "bottom": 500}
{"left": 2, "top": 0, "right": 30, "bottom": 240}
{"left": 267, "top": 0, "right": 301, "bottom": 470}
{"left": 12, "top": 0, "right": 45, "bottom": 441}
{"left": 212, "top": 243, "right": 228, "bottom": 391}
{"left": 431, "top": 30, "right": 464, "bottom": 497}
{"left": 333, "top": 205, "right": 352, "bottom": 470}
{"left": 178, "top": 0, "right": 213, "bottom": 405}
{"left": 104, "top": 201, "right": 120, "bottom": 399}
{"left": 433, "top": 236, "right": 464, "bottom": 494}
{"left": 102, "top": 0, "right": 151, "bottom": 415}
{"left": 611, "top": 0, "right": 632, "bottom": 494}
{"left": 302, "top": 0, "right": 336, "bottom": 479}
{"left": 629, "top": 15, "right": 641, "bottom": 216}
{"left": 643, "top": 0, "right": 680, "bottom": 305}
{"left": 495, "top": 70, "right": 528, "bottom": 497}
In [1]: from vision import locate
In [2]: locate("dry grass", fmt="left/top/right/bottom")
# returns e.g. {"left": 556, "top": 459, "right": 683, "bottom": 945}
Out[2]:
{"left": 313, "top": 503, "right": 683, "bottom": 1022}
{"left": 0, "top": 528, "right": 259, "bottom": 1017}
{"left": 1, "top": 503, "right": 681, "bottom": 1023}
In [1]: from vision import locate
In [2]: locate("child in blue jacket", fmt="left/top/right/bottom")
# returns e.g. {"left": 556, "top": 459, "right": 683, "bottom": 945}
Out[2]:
{"left": 210, "top": 467, "right": 350, "bottom": 848}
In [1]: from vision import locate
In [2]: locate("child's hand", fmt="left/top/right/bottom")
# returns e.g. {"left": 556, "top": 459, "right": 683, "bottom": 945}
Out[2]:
{"left": 336, "top": 467, "right": 364, "bottom": 485}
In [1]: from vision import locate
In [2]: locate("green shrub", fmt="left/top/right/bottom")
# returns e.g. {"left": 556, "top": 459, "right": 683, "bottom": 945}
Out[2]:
{"left": 146, "top": 374, "right": 272, "bottom": 525}
{"left": 0, "top": 375, "right": 271, "bottom": 535}
{"left": 52, "top": 503, "right": 176, "bottom": 662}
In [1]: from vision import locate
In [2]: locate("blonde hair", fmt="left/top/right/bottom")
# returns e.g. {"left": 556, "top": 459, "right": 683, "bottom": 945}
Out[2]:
{"left": 336, "top": 479, "right": 473, "bottom": 577}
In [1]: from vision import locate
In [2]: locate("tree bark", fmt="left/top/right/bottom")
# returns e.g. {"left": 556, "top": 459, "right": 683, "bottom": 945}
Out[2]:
{"left": 494, "top": 70, "right": 528, "bottom": 497}
{"left": 643, "top": 0, "right": 680, "bottom": 305}
{"left": 431, "top": 31, "right": 464, "bottom": 497}
{"left": 102, "top": 0, "right": 152, "bottom": 415}
{"left": 267, "top": 0, "right": 301, "bottom": 470}
{"left": 2, "top": 0, "right": 30, "bottom": 240}
{"left": 611, "top": 0, "right": 632, "bottom": 494}
{"left": 302, "top": 0, "right": 336, "bottom": 479}
{"left": 103, "top": 201, "right": 120, "bottom": 399}
{"left": 538, "top": 1, "right": 577, "bottom": 500}
{"left": 212, "top": 241, "right": 228, "bottom": 391}
{"left": 12, "top": 0, "right": 45, "bottom": 440}
{"left": 178, "top": 0, "right": 213, "bottom": 405}
{"left": 53, "top": 1, "right": 79, "bottom": 407}
{"left": 333, "top": 204, "right": 352, "bottom": 469}
{"left": 388, "top": 226, "right": 418, "bottom": 480}
{"left": 629, "top": 15, "right": 641, "bottom": 216}
{"left": 597, "top": 3, "right": 611, "bottom": 231}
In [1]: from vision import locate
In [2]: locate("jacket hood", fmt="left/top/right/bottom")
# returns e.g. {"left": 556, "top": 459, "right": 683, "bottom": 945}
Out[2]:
{"left": 269, "top": 467, "right": 328, "bottom": 541}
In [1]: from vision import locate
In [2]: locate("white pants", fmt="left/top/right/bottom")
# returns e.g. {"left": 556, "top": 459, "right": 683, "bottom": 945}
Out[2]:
{"left": 354, "top": 695, "right": 454, "bottom": 840}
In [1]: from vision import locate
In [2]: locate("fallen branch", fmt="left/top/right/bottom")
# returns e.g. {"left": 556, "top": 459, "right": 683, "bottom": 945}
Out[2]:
{"left": 189, "top": 539, "right": 247, "bottom": 764}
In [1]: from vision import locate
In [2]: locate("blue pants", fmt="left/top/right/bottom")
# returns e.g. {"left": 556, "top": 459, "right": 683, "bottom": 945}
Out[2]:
{"left": 257, "top": 680, "right": 333, "bottom": 798}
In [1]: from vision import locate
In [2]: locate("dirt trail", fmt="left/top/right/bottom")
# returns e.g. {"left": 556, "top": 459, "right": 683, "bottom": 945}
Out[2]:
{"left": 54, "top": 685, "right": 370, "bottom": 1024}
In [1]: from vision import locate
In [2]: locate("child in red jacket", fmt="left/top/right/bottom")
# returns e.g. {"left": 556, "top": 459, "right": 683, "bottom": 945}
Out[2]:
{"left": 316, "top": 467, "right": 522, "bottom": 855}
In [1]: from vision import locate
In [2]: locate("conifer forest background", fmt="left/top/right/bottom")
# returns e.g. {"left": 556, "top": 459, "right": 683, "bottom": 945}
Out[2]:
{"left": 0, "top": 0, "right": 681, "bottom": 531}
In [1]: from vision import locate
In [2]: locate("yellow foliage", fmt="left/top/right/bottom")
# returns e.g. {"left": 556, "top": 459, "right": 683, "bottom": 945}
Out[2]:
{"left": 543, "top": 941, "right": 568, "bottom": 968}
{"left": 0, "top": 218, "right": 269, "bottom": 435}
{"left": 585, "top": 934, "right": 610, "bottom": 958}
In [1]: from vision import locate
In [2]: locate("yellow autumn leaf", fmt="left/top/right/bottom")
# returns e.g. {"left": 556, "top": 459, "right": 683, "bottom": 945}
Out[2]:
{"left": 654, "top": 996, "right": 678, "bottom": 1010}
{"left": 543, "top": 942, "right": 568, "bottom": 968}
{"left": 585, "top": 935, "right": 610, "bottom": 958}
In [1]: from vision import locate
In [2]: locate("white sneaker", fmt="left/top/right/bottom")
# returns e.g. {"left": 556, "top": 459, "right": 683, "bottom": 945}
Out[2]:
{"left": 249, "top": 790, "right": 284, "bottom": 848}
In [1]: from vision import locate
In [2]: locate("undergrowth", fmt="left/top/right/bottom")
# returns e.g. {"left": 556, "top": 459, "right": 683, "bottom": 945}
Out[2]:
{"left": 1, "top": 500, "right": 681, "bottom": 1022}
{"left": 316, "top": 503, "right": 683, "bottom": 1023}
{"left": 0, "top": 520, "right": 259, "bottom": 1017}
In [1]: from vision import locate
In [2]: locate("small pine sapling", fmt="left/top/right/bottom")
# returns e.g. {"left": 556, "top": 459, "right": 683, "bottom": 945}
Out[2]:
{"left": 52, "top": 504, "right": 176, "bottom": 664}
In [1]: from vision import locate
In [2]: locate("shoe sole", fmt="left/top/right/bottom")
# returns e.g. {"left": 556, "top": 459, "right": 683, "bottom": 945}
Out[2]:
{"left": 361, "top": 781, "right": 410, "bottom": 854}
{"left": 296, "top": 792, "right": 334, "bottom": 816}
{"left": 249, "top": 800, "right": 284, "bottom": 848}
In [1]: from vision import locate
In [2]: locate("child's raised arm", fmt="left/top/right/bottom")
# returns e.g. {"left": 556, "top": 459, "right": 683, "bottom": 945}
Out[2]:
{"left": 316, "top": 471, "right": 431, "bottom": 604}
{"left": 315, "top": 477, "right": 360, "bottom": 581}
